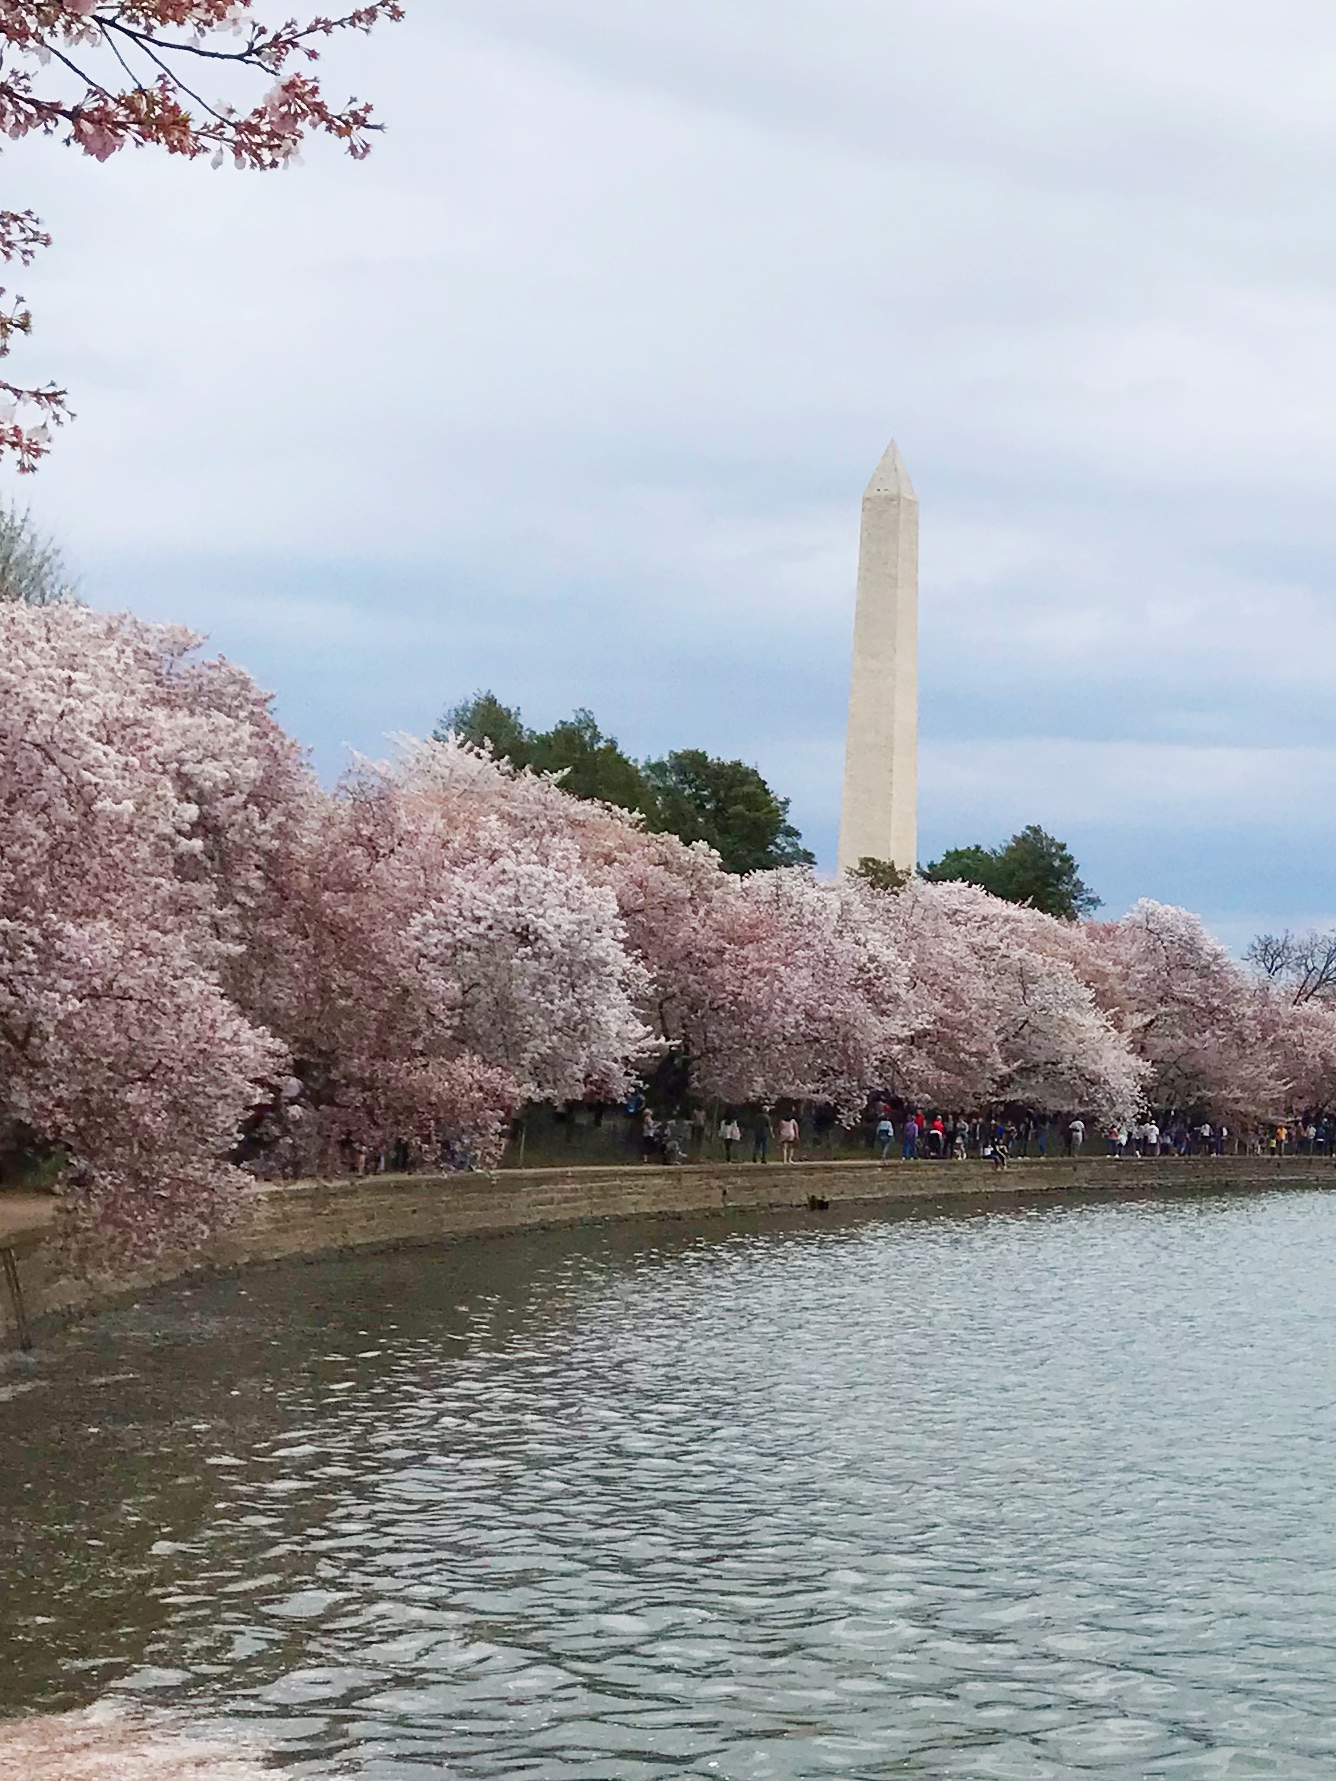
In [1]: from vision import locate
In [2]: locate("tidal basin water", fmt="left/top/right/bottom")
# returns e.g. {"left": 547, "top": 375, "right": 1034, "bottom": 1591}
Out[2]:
{"left": 5, "top": 1188, "right": 1336, "bottom": 1778}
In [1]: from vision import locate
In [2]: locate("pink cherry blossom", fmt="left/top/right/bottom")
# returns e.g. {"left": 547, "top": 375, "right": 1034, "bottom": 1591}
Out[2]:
{"left": 7, "top": 616, "right": 1332, "bottom": 1275}
{"left": 838, "top": 876, "right": 1148, "bottom": 1118}
{"left": 0, "top": 0, "right": 404, "bottom": 468}
{"left": 0, "top": 602, "right": 289, "bottom": 1268}
{"left": 1075, "top": 900, "right": 1291, "bottom": 1116}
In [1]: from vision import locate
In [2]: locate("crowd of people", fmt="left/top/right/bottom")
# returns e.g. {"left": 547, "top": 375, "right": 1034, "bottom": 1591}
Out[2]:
{"left": 626, "top": 1099, "right": 1336, "bottom": 1169}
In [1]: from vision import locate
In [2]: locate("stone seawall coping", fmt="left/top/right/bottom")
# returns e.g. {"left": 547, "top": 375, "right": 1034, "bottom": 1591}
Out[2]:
{"left": 3, "top": 1154, "right": 1333, "bottom": 1346}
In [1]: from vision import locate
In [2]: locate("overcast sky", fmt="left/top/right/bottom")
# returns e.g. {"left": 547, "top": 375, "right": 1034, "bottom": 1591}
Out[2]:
{"left": 7, "top": 0, "right": 1336, "bottom": 946}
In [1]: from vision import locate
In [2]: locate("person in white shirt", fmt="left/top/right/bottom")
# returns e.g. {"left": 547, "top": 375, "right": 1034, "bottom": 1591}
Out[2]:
{"left": 1142, "top": 1120, "right": 1160, "bottom": 1157}
{"left": 875, "top": 1114, "right": 894, "bottom": 1161}
{"left": 1067, "top": 1118, "right": 1085, "bottom": 1156}
{"left": 778, "top": 1116, "right": 800, "bottom": 1163}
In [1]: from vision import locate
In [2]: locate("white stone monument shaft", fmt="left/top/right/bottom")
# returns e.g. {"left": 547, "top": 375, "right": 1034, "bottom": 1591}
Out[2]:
{"left": 836, "top": 441, "right": 918, "bottom": 876}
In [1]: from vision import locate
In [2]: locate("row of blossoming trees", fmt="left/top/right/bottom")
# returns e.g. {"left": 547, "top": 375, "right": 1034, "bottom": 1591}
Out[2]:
{"left": 7, "top": 602, "right": 1336, "bottom": 1270}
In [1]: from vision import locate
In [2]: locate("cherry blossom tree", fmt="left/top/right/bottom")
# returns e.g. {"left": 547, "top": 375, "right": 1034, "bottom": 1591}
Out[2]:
{"left": 396, "top": 736, "right": 880, "bottom": 1109}
{"left": 0, "top": 0, "right": 403, "bottom": 468}
{"left": 391, "top": 737, "right": 1150, "bottom": 1118}
{"left": 231, "top": 743, "right": 653, "bottom": 1173}
{"left": 618, "top": 854, "right": 884, "bottom": 1109}
{"left": 842, "top": 876, "right": 1146, "bottom": 1117}
{"left": 0, "top": 602, "right": 291, "bottom": 1266}
{"left": 1075, "top": 900, "right": 1293, "bottom": 1116}
{"left": 13, "top": 623, "right": 1334, "bottom": 1283}
{"left": 1267, "top": 993, "right": 1336, "bottom": 1113}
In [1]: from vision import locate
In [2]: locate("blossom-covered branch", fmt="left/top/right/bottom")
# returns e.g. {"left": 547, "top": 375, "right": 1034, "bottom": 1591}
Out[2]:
{"left": 0, "top": 0, "right": 403, "bottom": 467}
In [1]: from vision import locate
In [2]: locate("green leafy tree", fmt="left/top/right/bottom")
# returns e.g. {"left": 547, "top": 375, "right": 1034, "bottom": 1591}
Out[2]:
{"left": 923, "top": 824, "right": 1100, "bottom": 920}
{"left": 847, "top": 856, "right": 912, "bottom": 892}
{"left": 529, "top": 710, "right": 652, "bottom": 811}
{"left": 434, "top": 693, "right": 815, "bottom": 874}
{"left": 0, "top": 504, "right": 75, "bottom": 605}
{"left": 434, "top": 690, "right": 534, "bottom": 766}
{"left": 436, "top": 693, "right": 650, "bottom": 812}
{"left": 642, "top": 749, "right": 815, "bottom": 874}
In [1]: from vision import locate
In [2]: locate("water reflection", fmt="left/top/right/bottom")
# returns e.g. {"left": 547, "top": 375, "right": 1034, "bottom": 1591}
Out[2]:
{"left": 4, "top": 1191, "right": 1336, "bottom": 1777}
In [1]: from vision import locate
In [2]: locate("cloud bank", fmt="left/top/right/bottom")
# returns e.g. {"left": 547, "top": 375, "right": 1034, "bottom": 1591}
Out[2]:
{"left": 6, "top": 0, "right": 1336, "bottom": 943}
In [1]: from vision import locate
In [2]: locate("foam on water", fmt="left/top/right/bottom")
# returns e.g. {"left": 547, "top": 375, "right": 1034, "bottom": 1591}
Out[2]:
{"left": 0, "top": 1703, "right": 270, "bottom": 1779}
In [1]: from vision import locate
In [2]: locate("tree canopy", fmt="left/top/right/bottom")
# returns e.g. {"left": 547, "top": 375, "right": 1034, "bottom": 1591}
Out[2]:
{"left": 921, "top": 825, "right": 1100, "bottom": 921}
{"left": 1246, "top": 930, "right": 1336, "bottom": 1005}
{"left": 847, "top": 857, "right": 912, "bottom": 893}
{"left": 0, "top": 504, "right": 75, "bottom": 605}
{"left": 436, "top": 692, "right": 814, "bottom": 874}
{"left": 643, "top": 749, "right": 813, "bottom": 874}
{"left": 436, "top": 696, "right": 652, "bottom": 811}
{"left": 16, "top": 612, "right": 1336, "bottom": 1280}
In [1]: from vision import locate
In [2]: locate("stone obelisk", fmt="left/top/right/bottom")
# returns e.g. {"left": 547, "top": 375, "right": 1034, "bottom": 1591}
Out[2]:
{"left": 836, "top": 441, "right": 918, "bottom": 876}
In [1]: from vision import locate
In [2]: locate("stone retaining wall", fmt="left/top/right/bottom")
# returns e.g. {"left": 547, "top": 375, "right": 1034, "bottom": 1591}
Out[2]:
{"left": 3, "top": 1154, "right": 1333, "bottom": 1343}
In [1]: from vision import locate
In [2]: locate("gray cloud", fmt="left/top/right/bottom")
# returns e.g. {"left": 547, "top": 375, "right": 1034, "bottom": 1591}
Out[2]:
{"left": 6, "top": 0, "right": 1336, "bottom": 940}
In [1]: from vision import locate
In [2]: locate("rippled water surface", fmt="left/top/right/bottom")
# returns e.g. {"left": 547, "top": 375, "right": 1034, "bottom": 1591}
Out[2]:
{"left": 6, "top": 1189, "right": 1336, "bottom": 1777}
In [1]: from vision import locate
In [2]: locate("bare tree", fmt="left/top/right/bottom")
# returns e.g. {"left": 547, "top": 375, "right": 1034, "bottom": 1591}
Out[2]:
{"left": 1245, "top": 929, "right": 1336, "bottom": 1004}
{"left": 1246, "top": 933, "right": 1293, "bottom": 981}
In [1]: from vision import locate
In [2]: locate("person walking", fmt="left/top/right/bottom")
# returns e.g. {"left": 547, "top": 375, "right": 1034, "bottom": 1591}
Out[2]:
{"left": 720, "top": 1114, "right": 741, "bottom": 1162}
{"left": 752, "top": 1109, "right": 772, "bottom": 1164}
{"left": 1143, "top": 1118, "right": 1160, "bottom": 1157}
{"left": 1067, "top": 1117, "right": 1085, "bottom": 1156}
{"left": 690, "top": 1106, "right": 707, "bottom": 1159}
{"left": 902, "top": 1114, "right": 920, "bottom": 1161}
{"left": 876, "top": 1112, "right": 895, "bottom": 1161}
{"left": 778, "top": 1114, "right": 799, "bottom": 1163}
{"left": 928, "top": 1115, "right": 945, "bottom": 1158}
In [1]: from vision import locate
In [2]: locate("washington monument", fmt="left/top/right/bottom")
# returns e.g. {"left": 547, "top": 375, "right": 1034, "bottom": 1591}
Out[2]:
{"left": 836, "top": 441, "right": 919, "bottom": 877}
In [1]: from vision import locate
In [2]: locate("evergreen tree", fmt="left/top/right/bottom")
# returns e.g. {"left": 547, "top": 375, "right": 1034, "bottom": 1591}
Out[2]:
{"left": 642, "top": 749, "right": 815, "bottom": 874}
{"left": 530, "top": 710, "right": 652, "bottom": 812}
{"left": 434, "top": 691, "right": 533, "bottom": 766}
{"left": 923, "top": 824, "right": 1099, "bottom": 920}
{"left": 435, "top": 694, "right": 814, "bottom": 874}
{"left": 847, "top": 856, "right": 911, "bottom": 892}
